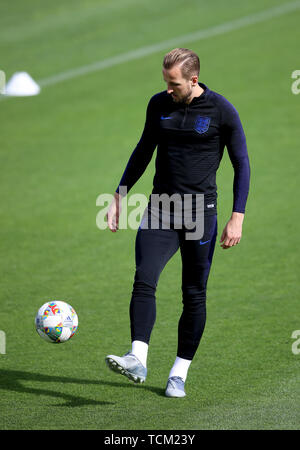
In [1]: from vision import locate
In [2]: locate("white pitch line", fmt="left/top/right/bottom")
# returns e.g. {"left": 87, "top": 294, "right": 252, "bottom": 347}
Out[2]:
{"left": 8, "top": 1, "right": 300, "bottom": 91}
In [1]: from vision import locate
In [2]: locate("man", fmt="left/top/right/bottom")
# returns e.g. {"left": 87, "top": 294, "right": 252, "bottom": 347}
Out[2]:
{"left": 105, "top": 48, "right": 250, "bottom": 397}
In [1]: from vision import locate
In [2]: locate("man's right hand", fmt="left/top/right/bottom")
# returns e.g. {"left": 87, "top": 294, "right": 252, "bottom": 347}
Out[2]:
{"left": 106, "top": 192, "right": 122, "bottom": 232}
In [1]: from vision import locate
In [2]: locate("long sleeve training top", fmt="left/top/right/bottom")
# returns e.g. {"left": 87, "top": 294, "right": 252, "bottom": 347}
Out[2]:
{"left": 116, "top": 83, "right": 250, "bottom": 216}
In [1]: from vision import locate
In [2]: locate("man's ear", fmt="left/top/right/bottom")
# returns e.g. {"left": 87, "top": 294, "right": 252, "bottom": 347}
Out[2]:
{"left": 191, "top": 75, "right": 198, "bottom": 86}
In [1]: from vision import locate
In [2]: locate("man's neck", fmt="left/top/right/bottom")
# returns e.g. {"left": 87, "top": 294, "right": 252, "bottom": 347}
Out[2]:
{"left": 186, "top": 84, "right": 204, "bottom": 104}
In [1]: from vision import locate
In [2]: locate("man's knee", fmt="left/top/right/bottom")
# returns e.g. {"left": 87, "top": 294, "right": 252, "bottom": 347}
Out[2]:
{"left": 132, "top": 269, "right": 157, "bottom": 298}
{"left": 181, "top": 284, "right": 206, "bottom": 311}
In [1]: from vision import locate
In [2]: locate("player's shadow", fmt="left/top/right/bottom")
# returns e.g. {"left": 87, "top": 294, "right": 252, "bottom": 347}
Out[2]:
{"left": 0, "top": 368, "right": 113, "bottom": 407}
{"left": 104, "top": 378, "right": 165, "bottom": 397}
{"left": 0, "top": 369, "right": 165, "bottom": 407}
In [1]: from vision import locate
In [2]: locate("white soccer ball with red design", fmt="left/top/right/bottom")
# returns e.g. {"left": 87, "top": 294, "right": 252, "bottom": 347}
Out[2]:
{"left": 35, "top": 301, "right": 78, "bottom": 343}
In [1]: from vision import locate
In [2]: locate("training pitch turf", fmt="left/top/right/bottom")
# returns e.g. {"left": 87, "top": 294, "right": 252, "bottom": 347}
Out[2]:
{"left": 0, "top": 0, "right": 299, "bottom": 430}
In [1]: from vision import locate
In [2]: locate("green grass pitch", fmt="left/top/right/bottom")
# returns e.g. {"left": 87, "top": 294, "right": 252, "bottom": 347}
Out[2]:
{"left": 0, "top": 0, "right": 299, "bottom": 430}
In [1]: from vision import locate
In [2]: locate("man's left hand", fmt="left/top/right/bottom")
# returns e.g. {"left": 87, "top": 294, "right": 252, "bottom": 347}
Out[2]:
{"left": 220, "top": 212, "right": 244, "bottom": 249}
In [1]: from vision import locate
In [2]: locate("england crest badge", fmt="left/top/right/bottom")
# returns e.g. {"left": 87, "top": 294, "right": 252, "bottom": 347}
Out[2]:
{"left": 194, "top": 116, "right": 211, "bottom": 134}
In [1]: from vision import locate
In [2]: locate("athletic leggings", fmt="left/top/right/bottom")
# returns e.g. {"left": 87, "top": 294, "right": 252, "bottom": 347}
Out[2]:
{"left": 129, "top": 213, "right": 217, "bottom": 360}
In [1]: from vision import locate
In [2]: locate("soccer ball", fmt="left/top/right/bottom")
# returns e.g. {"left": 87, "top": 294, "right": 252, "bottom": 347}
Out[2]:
{"left": 35, "top": 301, "right": 78, "bottom": 343}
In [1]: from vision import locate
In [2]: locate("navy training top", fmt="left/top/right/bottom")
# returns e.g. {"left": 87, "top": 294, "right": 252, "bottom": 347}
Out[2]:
{"left": 116, "top": 83, "right": 250, "bottom": 215}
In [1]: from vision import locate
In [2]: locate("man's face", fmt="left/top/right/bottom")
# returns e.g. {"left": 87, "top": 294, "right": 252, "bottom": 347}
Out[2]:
{"left": 162, "top": 65, "right": 195, "bottom": 104}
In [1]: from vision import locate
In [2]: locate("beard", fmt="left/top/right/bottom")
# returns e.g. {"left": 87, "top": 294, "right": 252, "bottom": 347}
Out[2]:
{"left": 171, "top": 87, "right": 193, "bottom": 104}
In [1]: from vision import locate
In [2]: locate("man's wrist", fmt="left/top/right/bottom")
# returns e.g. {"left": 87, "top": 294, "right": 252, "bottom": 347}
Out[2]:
{"left": 231, "top": 211, "right": 244, "bottom": 223}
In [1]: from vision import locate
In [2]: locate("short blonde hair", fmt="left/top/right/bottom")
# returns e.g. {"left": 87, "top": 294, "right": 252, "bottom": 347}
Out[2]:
{"left": 163, "top": 48, "right": 200, "bottom": 80}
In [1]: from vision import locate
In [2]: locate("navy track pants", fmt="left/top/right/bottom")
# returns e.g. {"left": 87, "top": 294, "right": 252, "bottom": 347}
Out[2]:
{"left": 129, "top": 214, "right": 217, "bottom": 360}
